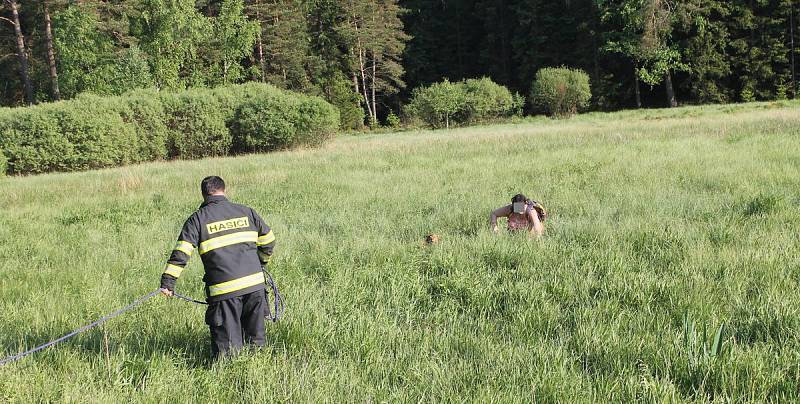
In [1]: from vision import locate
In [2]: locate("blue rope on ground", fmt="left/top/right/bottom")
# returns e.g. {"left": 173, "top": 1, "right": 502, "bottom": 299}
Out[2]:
{"left": 1, "top": 279, "right": 284, "bottom": 366}
{"left": 0, "top": 289, "right": 161, "bottom": 366}
{"left": 172, "top": 292, "right": 208, "bottom": 305}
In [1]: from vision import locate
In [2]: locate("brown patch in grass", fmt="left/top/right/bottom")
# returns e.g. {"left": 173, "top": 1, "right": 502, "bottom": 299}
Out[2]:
{"left": 117, "top": 171, "right": 143, "bottom": 193}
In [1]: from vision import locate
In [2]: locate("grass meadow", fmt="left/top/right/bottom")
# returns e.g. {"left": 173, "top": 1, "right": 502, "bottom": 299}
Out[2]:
{"left": 0, "top": 101, "right": 799, "bottom": 402}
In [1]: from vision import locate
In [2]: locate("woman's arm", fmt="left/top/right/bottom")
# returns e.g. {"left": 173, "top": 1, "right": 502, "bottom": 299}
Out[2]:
{"left": 527, "top": 209, "right": 544, "bottom": 237}
{"left": 489, "top": 205, "right": 512, "bottom": 232}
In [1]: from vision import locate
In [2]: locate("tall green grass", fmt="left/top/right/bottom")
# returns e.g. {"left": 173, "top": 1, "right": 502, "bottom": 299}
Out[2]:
{"left": 0, "top": 101, "right": 798, "bottom": 402}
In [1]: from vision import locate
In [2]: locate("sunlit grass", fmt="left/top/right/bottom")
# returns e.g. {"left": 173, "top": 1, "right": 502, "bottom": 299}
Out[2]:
{"left": 0, "top": 101, "right": 799, "bottom": 402}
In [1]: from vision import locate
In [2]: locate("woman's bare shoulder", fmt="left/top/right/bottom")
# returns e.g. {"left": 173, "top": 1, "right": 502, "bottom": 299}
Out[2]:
{"left": 492, "top": 204, "right": 512, "bottom": 216}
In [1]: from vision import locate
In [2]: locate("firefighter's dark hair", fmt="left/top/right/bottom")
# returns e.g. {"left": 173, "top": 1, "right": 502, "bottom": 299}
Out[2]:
{"left": 201, "top": 176, "right": 226, "bottom": 196}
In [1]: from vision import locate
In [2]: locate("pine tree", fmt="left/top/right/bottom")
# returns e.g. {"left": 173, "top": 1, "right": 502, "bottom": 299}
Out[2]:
{"left": 339, "top": 0, "right": 409, "bottom": 125}
{"left": 401, "top": 0, "right": 484, "bottom": 89}
{"left": 673, "top": 0, "right": 732, "bottom": 103}
{"left": 513, "top": 0, "right": 582, "bottom": 89}
{"left": 728, "top": 0, "right": 795, "bottom": 101}
{"left": 0, "top": 0, "right": 797, "bottom": 108}
{"left": 248, "top": 0, "right": 316, "bottom": 91}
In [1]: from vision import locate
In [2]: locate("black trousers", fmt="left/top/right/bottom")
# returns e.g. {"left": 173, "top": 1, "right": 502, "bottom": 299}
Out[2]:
{"left": 205, "top": 288, "right": 267, "bottom": 358}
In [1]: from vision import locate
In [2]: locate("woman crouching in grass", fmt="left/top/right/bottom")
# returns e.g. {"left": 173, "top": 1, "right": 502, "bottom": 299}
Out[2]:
{"left": 489, "top": 193, "right": 545, "bottom": 237}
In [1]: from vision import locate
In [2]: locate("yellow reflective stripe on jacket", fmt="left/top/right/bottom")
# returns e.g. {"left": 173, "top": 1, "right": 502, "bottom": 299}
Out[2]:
{"left": 199, "top": 231, "right": 258, "bottom": 255}
{"left": 164, "top": 264, "right": 185, "bottom": 278}
{"left": 256, "top": 231, "right": 275, "bottom": 246}
{"left": 174, "top": 240, "right": 194, "bottom": 256}
{"left": 208, "top": 272, "right": 265, "bottom": 297}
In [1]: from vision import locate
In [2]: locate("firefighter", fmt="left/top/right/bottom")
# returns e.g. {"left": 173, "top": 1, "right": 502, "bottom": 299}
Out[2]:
{"left": 159, "top": 176, "right": 276, "bottom": 358}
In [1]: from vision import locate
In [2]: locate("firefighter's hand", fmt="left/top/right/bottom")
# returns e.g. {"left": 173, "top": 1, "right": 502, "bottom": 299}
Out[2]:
{"left": 160, "top": 288, "right": 173, "bottom": 297}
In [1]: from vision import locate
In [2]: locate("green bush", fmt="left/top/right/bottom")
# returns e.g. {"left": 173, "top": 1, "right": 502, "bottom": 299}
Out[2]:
{"left": 233, "top": 91, "right": 339, "bottom": 152}
{"left": 209, "top": 82, "right": 338, "bottom": 151}
{"left": 405, "top": 79, "right": 466, "bottom": 129}
{"left": 0, "top": 104, "right": 76, "bottom": 174}
{"left": 162, "top": 90, "right": 231, "bottom": 159}
{"left": 293, "top": 97, "right": 340, "bottom": 146}
{"left": 460, "top": 77, "right": 516, "bottom": 123}
{"left": 385, "top": 112, "right": 401, "bottom": 128}
{"left": 0, "top": 98, "right": 138, "bottom": 174}
{"left": 0, "top": 147, "right": 6, "bottom": 177}
{"left": 58, "top": 94, "right": 140, "bottom": 169}
{"left": 0, "top": 82, "right": 338, "bottom": 175}
{"left": 530, "top": 67, "right": 591, "bottom": 118}
{"left": 120, "top": 90, "right": 169, "bottom": 161}
{"left": 405, "top": 77, "right": 519, "bottom": 128}
{"left": 233, "top": 92, "right": 296, "bottom": 152}
{"left": 212, "top": 82, "right": 278, "bottom": 124}
{"left": 511, "top": 92, "right": 526, "bottom": 116}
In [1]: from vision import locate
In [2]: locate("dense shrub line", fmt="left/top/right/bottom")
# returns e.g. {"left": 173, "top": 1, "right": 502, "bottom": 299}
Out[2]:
{"left": 404, "top": 69, "right": 594, "bottom": 127}
{"left": 404, "top": 77, "right": 525, "bottom": 129}
{"left": 0, "top": 83, "right": 339, "bottom": 175}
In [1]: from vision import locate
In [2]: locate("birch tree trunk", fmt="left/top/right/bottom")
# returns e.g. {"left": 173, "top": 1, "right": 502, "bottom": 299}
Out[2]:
{"left": 351, "top": 9, "right": 374, "bottom": 121}
{"left": 44, "top": 0, "right": 60, "bottom": 100}
{"left": 369, "top": 1, "right": 378, "bottom": 124}
{"left": 357, "top": 41, "right": 373, "bottom": 121}
{"left": 8, "top": 0, "right": 34, "bottom": 104}
{"left": 371, "top": 52, "right": 377, "bottom": 123}
{"left": 254, "top": 0, "right": 266, "bottom": 82}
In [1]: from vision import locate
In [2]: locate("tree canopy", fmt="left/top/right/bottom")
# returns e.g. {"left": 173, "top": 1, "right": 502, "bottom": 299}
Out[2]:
{"left": 0, "top": 0, "right": 797, "bottom": 119}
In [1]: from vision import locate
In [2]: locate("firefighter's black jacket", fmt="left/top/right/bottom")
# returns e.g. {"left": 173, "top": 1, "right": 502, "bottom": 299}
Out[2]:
{"left": 160, "top": 195, "right": 275, "bottom": 303}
